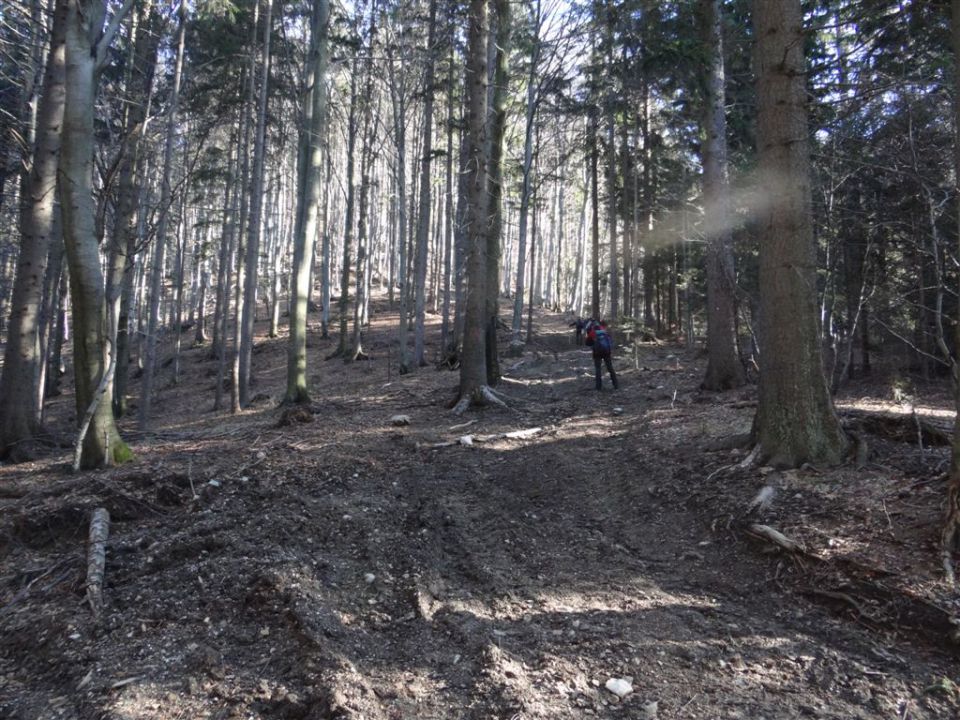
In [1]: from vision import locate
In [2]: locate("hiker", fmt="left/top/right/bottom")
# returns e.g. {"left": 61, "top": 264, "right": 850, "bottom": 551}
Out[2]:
{"left": 570, "top": 317, "right": 587, "bottom": 346}
{"left": 587, "top": 320, "right": 619, "bottom": 391}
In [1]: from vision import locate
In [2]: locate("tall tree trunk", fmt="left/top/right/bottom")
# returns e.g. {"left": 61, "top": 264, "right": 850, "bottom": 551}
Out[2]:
{"left": 0, "top": 0, "right": 67, "bottom": 459}
{"left": 752, "top": 0, "right": 846, "bottom": 467}
{"left": 286, "top": 0, "right": 330, "bottom": 402}
{"left": 108, "top": 0, "right": 158, "bottom": 417}
{"left": 942, "top": 0, "right": 960, "bottom": 584}
{"left": 60, "top": 0, "right": 135, "bottom": 468}
{"left": 440, "top": 43, "right": 456, "bottom": 356}
{"left": 510, "top": 0, "right": 540, "bottom": 348}
{"left": 139, "top": 0, "right": 186, "bottom": 428}
{"left": 699, "top": 0, "right": 745, "bottom": 390}
{"left": 239, "top": 0, "right": 275, "bottom": 404}
{"left": 455, "top": 0, "right": 493, "bottom": 412}
{"left": 337, "top": 59, "right": 360, "bottom": 358}
{"left": 414, "top": 0, "right": 439, "bottom": 368}
{"left": 485, "top": 0, "right": 509, "bottom": 380}
{"left": 589, "top": 106, "right": 601, "bottom": 320}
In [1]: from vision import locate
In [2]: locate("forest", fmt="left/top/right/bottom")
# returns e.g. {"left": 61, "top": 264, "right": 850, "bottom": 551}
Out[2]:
{"left": 2, "top": 0, "right": 960, "bottom": 717}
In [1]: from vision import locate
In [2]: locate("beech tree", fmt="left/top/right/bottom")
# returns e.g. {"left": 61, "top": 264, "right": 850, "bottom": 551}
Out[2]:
{"left": 286, "top": 0, "right": 331, "bottom": 403}
{"left": 60, "top": 0, "right": 135, "bottom": 468}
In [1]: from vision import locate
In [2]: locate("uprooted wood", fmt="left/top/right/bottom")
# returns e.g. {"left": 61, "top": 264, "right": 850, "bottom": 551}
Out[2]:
{"left": 417, "top": 427, "right": 544, "bottom": 450}
{"left": 86, "top": 507, "right": 110, "bottom": 618}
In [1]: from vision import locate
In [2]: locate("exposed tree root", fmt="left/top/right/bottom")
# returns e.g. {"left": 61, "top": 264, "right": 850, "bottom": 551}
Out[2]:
{"left": 452, "top": 385, "right": 509, "bottom": 416}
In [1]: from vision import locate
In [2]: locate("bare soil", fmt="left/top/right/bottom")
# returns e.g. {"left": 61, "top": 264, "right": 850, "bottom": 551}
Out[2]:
{"left": 2, "top": 300, "right": 959, "bottom": 720}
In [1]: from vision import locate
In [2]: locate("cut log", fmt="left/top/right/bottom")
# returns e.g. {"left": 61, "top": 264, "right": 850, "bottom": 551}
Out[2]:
{"left": 86, "top": 507, "right": 110, "bottom": 618}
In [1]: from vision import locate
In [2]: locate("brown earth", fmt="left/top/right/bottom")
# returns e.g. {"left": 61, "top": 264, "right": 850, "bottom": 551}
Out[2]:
{"left": 1, "top": 300, "right": 959, "bottom": 719}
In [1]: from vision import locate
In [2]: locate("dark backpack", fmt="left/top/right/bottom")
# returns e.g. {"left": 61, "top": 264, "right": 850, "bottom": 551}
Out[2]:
{"left": 594, "top": 329, "right": 612, "bottom": 353}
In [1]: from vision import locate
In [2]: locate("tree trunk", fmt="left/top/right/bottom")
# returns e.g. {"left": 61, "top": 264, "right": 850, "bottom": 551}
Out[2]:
{"left": 699, "top": 0, "right": 745, "bottom": 390}
{"left": 139, "top": 0, "right": 186, "bottom": 427}
{"left": 0, "top": 0, "right": 66, "bottom": 459}
{"left": 942, "top": 0, "right": 960, "bottom": 584}
{"left": 752, "top": 0, "right": 847, "bottom": 467}
{"left": 414, "top": 0, "right": 439, "bottom": 368}
{"left": 239, "top": 0, "right": 274, "bottom": 404}
{"left": 485, "top": 0, "right": 509, "bottom": 381}
{"left": 337, "top": 59, "right": 360, "bottom": 359}
{"left": 456, "top": 0, "right": 492, "bottom": 411}
{"left": 286, "top": 0, "right": 330, "bottom": 402}
{"left": 60, "top": 0, "right": 134, "bottom": 469}
{"left": 510, "top": 3, "right": 540, "bottom": 348}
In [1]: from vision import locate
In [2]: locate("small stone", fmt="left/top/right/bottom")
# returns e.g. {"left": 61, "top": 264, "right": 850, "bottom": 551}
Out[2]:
{"left": 604, "top": 678, "right": 633, "bottom": 698}
{"left": 208, "top": 479, "right": 221, "bottom": 487}
{"left": 612, "top": 407, "right": 624, "bottom": 416}
{"left": 640, "top": 700, "right": 659, "bottom": 719}
{"left": 364, "top": 573, "right": 376, "bottom": 584}
{"left": 390, "top": 415, "right": 411, "bottom": 426}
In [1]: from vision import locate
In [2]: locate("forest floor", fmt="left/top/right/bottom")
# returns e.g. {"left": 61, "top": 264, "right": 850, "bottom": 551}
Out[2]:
{"left": 2, "top": 299, "right": 960, "bottom": 720}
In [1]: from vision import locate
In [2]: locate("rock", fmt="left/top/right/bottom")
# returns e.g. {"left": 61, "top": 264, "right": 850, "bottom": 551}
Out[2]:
{"left": 613, "top": 407, "right": 624, "bottom": 416}
{"left": 208, "top": 479, "right": 221, "bottom": 487}
{"left": 364, "top": 573, "right": 376, "bottom": 584}
{"left": 604, "top": 678, "right": 633, "bottom": 698}
{"left": 640, "top": 700, "right": 659, "bottom": 719}
{"left": 459, "top": 435, "right": 474, "bottom": 446}
{"left": 390, "top": 414, "right": 411, "bottom": 427}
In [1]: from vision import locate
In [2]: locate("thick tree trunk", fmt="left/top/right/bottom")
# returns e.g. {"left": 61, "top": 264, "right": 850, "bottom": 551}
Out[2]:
{"left": 60, "top": 0, "right": 134, "bottom": 469}
{"left": 455, "top": 0, "right": 493, "bottom": 412}
{"left": 286, "top": 0, "right": 330, "bottom": 402}
{"left": 0, "top": 0, "right": 66, "bottom": 459}
{"left": 752, "top": 0, "right": 847, "bottom": 467}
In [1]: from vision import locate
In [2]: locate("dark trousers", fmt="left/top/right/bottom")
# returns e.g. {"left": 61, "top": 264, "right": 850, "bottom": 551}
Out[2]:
{"left": 594, "top": 350, "right": 618, "bottom": 390}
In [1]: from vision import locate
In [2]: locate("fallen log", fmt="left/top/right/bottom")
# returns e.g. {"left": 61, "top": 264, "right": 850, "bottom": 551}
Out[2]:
{"left": 86, "top": 507, "right": 110, "bottom": 618}
{"left": 841, "top": 409, "right": 953, "bottom": 447}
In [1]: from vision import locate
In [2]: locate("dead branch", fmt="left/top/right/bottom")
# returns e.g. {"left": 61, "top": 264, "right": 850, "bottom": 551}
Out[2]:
{"left": 747, "top": 523, "right": 805, "bottom": 553}
{"left": 86, "top": 507, "right": 110, "bottom": 618}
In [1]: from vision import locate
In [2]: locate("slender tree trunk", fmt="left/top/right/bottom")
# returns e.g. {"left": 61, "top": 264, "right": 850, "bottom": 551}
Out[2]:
{"left": 239, "top": 0, "right": 275, "bottom": 404}
{"left": 942, "top": 0, "right": 960, "bottom": 584}
{"left": 699, "top": 0, "right": 745, "bottom": 390}
{"left": 412, "top": 0, "right": 439, "bottom": 369}
{"left": 752, "top": 0, "right": 847, "bottom": 467}
{"left": 485, "top": 0, "right": 509, "bottom": 380}
{"left": 286, "top": 0, "right": 330, "bottom": 402}
{"left": 440, "top": 43, "right": 456, "bottom": 356}
{"left": 589, "top": 106, "right": 601, "bottom": 320}
{"left": 0, "top": 0, "right": 66, "bottom": 459}
{"left": 511, "top": 2, "right": 540, "bottom": 348}
{"left": 139, "top": 0, "right": 186, "bottom": 428}
{"left": 337, "top": 59, "right": 360, "bottom": 358}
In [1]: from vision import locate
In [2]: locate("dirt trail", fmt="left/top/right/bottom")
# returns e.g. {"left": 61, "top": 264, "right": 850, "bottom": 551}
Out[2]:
{"left": 1, "top": 305, "right": 957, "bottom": 719}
